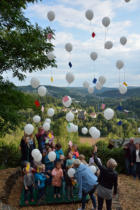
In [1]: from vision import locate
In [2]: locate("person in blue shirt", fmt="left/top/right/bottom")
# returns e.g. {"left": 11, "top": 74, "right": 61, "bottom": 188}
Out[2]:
{"left": 44, "top": 147, "right": 54, "bottom": 184}
{"left": 34, "top": 164, "right": 49, "bottom": 202}
{"left": 55, "top": 143, "right": 64, "bottom": 160}
{"left": 74, "top": 159, "right": 98, "bottom": 210}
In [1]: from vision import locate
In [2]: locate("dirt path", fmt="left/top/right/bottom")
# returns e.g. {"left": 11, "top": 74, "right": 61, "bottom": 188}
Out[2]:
{"left": 80, "top": 137, "right": 105, "bottom": 146}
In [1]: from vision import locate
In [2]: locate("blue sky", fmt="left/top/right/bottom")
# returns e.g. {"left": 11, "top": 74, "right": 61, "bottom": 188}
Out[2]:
{"left": 3, "top": 0, "right": 140, "bottom": 88}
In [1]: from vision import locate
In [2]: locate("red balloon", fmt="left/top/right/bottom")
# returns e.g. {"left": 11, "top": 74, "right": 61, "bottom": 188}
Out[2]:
{"left": 34, "top": 100, "right": 40, "bottom": 107}
{"left": 92, "top": 32, "right": 96, "bottom": 38}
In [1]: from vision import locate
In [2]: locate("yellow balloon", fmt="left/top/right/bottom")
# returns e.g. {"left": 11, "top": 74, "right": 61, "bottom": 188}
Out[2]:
{"left": 51, "top": 76, "right": 54, "bottom": 82}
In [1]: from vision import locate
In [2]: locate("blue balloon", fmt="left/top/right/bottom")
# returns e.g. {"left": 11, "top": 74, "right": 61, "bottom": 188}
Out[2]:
{"left": 93, "top": 78, "right": 97, "bottom": 84}
{"left": 69, "top": 62, "right": 72, "bottom": 68}
{"left": 117, "top": 121, "right": 122, "bottom": 126}
{"left": 117, "top": 105, "right": 123, "bottom": 111}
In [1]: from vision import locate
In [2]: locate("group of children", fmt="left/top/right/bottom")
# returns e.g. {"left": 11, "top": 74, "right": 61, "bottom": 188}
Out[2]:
{"left": 21, "top": 127, "right": 90, "bottom": 204}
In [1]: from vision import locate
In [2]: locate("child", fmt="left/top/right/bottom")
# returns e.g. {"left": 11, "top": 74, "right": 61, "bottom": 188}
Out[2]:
{"left": 66, "top": 153, "right": 74, "bottom": 169}
{"left": 79, "top": 154, "right": 88, "bottom": 165}
{"left": 34, "top": 164, "right": 49, "bottom": 203}
{"left": 72, "top": 144, "right": 79, "bottom": 159}
{"left": 66, "top": 141, "right": 73, "bottom": 156}
{"left": 55, "top": 143, "right": 64, "bottom": 160}
{"left": 44, "top": 147, "right": 54, "bottom": 184}
{"left": 52, "top": 161, "right": 63, "bottom": 198}
{"left": 23, "top": 163, "right": 35, "bottom": 204}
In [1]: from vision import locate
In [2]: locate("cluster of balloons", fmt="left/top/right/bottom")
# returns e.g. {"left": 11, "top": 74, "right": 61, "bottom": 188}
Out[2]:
{"left": 89, "top": 127, "right": 100, "bottom": 139}
{"left": 67, "top": 123, "right": 78, "bottom": 133}
{"left": 30, "top": 77, "right": 47, "bottom": 97}
{"left": 32, "top": 149, "right": 42, "bottom": 162}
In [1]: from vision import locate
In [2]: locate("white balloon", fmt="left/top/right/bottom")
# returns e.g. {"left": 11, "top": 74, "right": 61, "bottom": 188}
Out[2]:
{"left": 33, "top": 115, "right": 41, "bottom": 123}
{"left": 30, "top": 77, "right": 40, "bottom": 89}
{"left": 88, "top": 86, "right": 94, "bottom": 94}
{"left": 47, "top": 108, "right": 55, "bottom": 117}
{"left": 47, "top": 11, "right": 55, "bottom": 21}
{"left": 31, "top": 149, "right": 40, "bottom": 158}
{"left": 104, "top": 41, "right": 113, "bottom": 49}
{"left": 62, "top": 96, "right": 72, "bottom": 108}
{"left": 83, "top": 81, "right": 90, "bottom": 88}
{"left": 90, "top": 52, "right": 98, "bottom": 61}
{"left": 73, "top": 125, "right": 78, "bottom": 133}
{"left": 67, "top": 123, "right": 75, "bottom": 133}
{"left": 47, "top": 52, "right": 55, "bottom": 61}
{"left": 89, "top": 127, "right": 100, "bottom": 139}
{"left": 24, "top": 124, "right": 34, "bottom": 135}
{"left": 66, "top": 72, "right": 75, "bottom": 84}
{"left": 66, "top": 111, "right": 74, "bottom": 122}
{"left": 104, "top": 108, "right": 114, "bottom": 120}
{"left": 96, "top": 82, "right": 102, "bottom": 90}
{"left": 138, "top": 127, "right": 140, "bottom": 133}
{"left": 120, "top": 37, "right": 127, "bottom": 46}
{"left": 102, "top": 17, "right": 110, "bottom": 27}
{"left": 116, "top": 60, "right": 124, "bottom": 70}
{"left": 68, "top": 168, "right": 76, "bottom": 178}
{"left": 48, "top": 151, "right": 56, "bottom": 162}
{"left": 34, "top": 153, "right": 42, "bottom": 162}
{"left": 82, "top": 127, "right": 88, "bottom": 135}
{"left": 89, "top": 165, "right": 97, "bottom": 174}
{"left": 99, "top": 76, "right": 106, "bottom": 86}
{"left": 119, "top": 84, "right": 127, "bottom": 94}
{"left": 38, "top": 86, "right": 47, "bottom": 97}
{"left": 43, "top": 122, "right": 50, "bottom": 131}
{"left": 45, "top": 118, "right": 51, "bottom": 124}
{"left": 85, "top": 9, "right": 94, "bottom": 21}
{"left": 65, "top": 43, "right": 73, "bottom": 52}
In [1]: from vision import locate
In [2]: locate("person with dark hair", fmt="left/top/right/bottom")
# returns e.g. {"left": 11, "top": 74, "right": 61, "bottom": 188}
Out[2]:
{"left": 93, "top": 145, "right": 118, "bottom": 210}
{"left": 123, "top": 138, "right": 136, "bottom": 177}
{"left": 55, "top": 143, "right": 64, "bottom": 160}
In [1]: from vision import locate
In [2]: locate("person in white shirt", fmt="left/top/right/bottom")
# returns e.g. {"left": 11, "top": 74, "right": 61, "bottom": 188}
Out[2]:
{"left": 135, "top": 143, "right": 140, "bottom": 179}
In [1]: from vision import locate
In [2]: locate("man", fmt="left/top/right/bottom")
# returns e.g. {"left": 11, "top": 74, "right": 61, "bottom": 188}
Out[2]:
{"left": 123, "top": 137, "right": 136, "bottom": 177}
{"left": 74, "top": 159, "right": 98, "bottom": 210}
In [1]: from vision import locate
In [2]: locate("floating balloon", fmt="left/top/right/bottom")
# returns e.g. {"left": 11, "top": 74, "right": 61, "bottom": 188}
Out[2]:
{"left": 120, "top": 37, "right": 127, "bottom": 46}
{"left": 45, "top": 118, "right": 51, "bottom": 124}
{"left": 89, "top": 165, "right": 97, "bottom": 174}
{"left": 47, "top": 108, "right": 55, "bottom": 117}
{"left": 83, "top": 81, "right": 90, "bottom": 88}
{"left": 47, "top": 33, "right": 53, "bottom": 40}
{"left": 47, "top": 11, "right": 55, "bottom": 21}
{"left": 31, "top": 149, "right": 40, "bottom": 158}
{"left": 104, "top": 108, "right": 114, "bottom": 120}
{"left": 104, "top": 41, "right": 113, "bottom": 49}
{"left": 90, "top": 52, "right": 98, "bottom": 61}
{"left": 33, "top": 115, "right": 41, "bottom": 123}
{"left": 88, "top": 86, "right": 94, "bottom": 94}
{"left": 124, "top": 0, "right": 131, "bottom": 2}
{"left": 116, "top": 60, "right": 124, "bottom": 70}
{"left": 69, "top": 62, "right": 72, "bottom": 68}
{"left": 62, "top": 96, "right": 72, "bottom": 107}
{"left": 35, "top": 100, "right": 40, "bottom": 107}
{"left": 93, "top": 78, "right": 97, "bottom": 84}
{"left": 24, "top": 124, "right": 34, "bottom": 135}
{"left": 34, "top": 153, "right": 42, "bottom": 162}
{"left": 30, "top": 77, "right": 40, "bottom": 89}
{"left": 67, "top": 123, "right": 75, "bottom": 133}
{"left": 38, "top": 86, "right": 47, "bottom": 97}
{"left": 73, "top": 125, "right": 78, "bottom": 133}
{"left": 43, "top": 122, "right": 50, "bottom": 131}
{"left": 48, "top": 151, "right": 56, "bottom": 162}
{"left": 47, "top": 52, "right": 55, "bottom": 61}
{"left": 89, "top": 127, "right": 100, "bottom": 139}
{"left": 66, "top": 72, "right": 75, "bottom": 84}
{"left": 99, "top": 76, "right": 106, "bottom": 86}
{"left": 68, "top": 168, "right": 76, "bottom": 178}
{"left": 82, "top": 127, "right": 88, "bottom": 135}
{"left": 92, "top": 32, "right": 96, "bottom": 38}
{"left": 85, "top": 9, "right": 94, "bottom": 21}
{"left": 119, "top": 84, "right": 127, "bottom": 95}
{"left": 66, "top": 111, "right": 74, "bottom": 122}
{"left": 102, "top": 17, "right": 110, "bottom": 27}
{"left": 65, "top": 43, "right": 73, "bottom": 52}
{"left": 96, "top": 82, "right": 102, "bottom": 90}
{"left": 138, "top": 127, "right": 140, "bottom": 133}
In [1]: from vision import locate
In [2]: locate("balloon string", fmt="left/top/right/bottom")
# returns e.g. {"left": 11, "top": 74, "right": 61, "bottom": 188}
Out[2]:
{"left": 124, "top": 68, "right": 126, "bottom": 82}
{"left": 119, "top": 70, "right": 121, "bottom": 86}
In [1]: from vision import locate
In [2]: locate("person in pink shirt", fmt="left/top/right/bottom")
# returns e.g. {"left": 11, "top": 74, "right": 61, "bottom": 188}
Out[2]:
{"left": 52, "top": 161, "right": 63, "bottom": 199}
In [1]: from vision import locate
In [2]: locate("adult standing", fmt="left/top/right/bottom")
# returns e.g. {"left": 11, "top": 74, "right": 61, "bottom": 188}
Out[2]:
{"left": 135, "top": 143, "right": 140, "bottom": 179}
{"left": 74, "top": 159, "right": 98, "bottom": 210}
{"left": 93, "top": 145, "right": 118, "bottom": 210}
{"left": 123, "top": 138, "right": 136, "bottom": 177}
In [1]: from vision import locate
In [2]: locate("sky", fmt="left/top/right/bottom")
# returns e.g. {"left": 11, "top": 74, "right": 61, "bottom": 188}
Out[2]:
{"left": 3, "top": 0, "right": 140, "bottom": 87}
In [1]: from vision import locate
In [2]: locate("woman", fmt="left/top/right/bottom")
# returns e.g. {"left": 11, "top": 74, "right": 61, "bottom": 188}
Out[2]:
{"left": 93, "top": 145, "right": 118, "bottom": 210}
{"left": 135, "top": 143, "right": 140, "bottom": 179}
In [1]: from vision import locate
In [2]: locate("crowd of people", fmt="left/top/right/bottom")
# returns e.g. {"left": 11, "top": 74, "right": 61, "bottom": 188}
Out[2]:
{"left": 20, "top": 126, "right": 119, "bottom": 210}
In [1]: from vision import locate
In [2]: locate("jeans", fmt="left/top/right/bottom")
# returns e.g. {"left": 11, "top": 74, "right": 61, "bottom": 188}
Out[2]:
{"left": 54, "top": 186, "right": 61, "bottom": 195}
{"left": 82, "top": 190, "right": 96, "bottom": 209}
{"left": 38, "top": 187, "right": 45, "bottom": 200}
{"left": 136, "top": 162, "right": 140, "bottom": 179}
{"left": 125, "top": 158, "right": 136, "bottom": 177}
{"left": 24, "top": 185, "right": 34, "bottom": 201}
{"left": 98, "top": 196, "right": 112, "bottom": 210}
